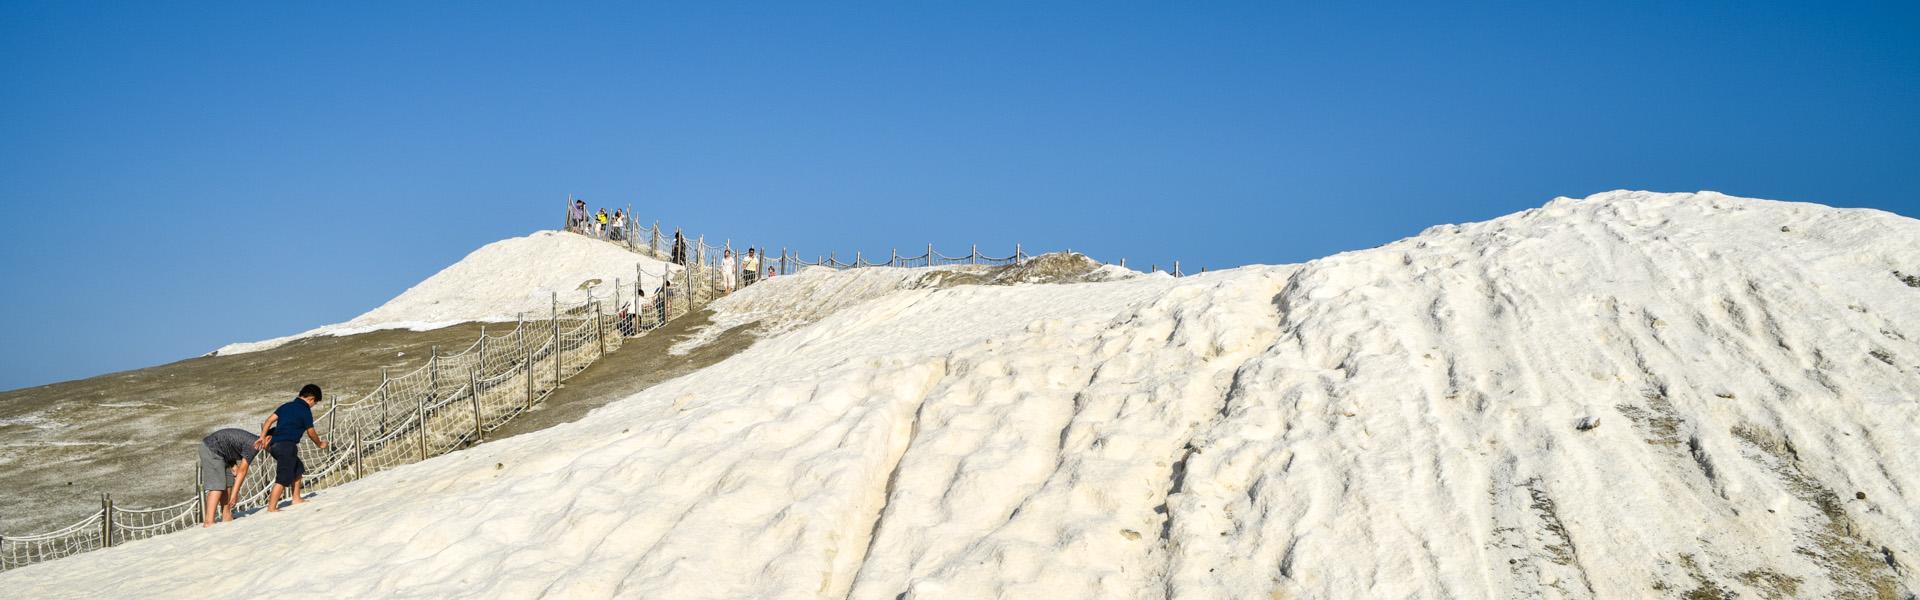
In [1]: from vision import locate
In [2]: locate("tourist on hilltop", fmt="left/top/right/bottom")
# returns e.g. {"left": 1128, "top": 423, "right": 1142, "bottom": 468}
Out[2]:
{"left": 720, "top": 249, "right": 737, "bottom": 292}
{"left": 595, "top": 208, "right": 609, "bottom": 238}
{"left": 568, "top": 200, "right": 588, "bottom": 233}
{"left": 610, "top": 210, "right": 626, "bottom": 241}
{"left": 766, "top": 264, "right": 776, "bottom": 281}
{"left": 671, "top": 230, "right": 688, "bottom": 265}
{"left": 742, "top": 248, "right": 760, "bottom": 287}
{"left": 198, "top": 427, "right": 259, "bottom": 527}
{"left": 253, "top": 384, "right": 329, "bottom": 513}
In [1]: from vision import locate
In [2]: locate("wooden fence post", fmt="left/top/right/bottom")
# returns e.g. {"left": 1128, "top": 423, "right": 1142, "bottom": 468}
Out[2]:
{"left": 469, "top": 364, "right": 483, "bottom": 444}
{"left": 521, "top": 315, "right": 533, "bottom": 410}
{"left": 101, "top": 494, "right": 113, "bottom": 547}
{"left": 428, "top": 347, "right": 439, "bottom": 400}
{"left": 351, "top": 418, "right": 363, "bottom": 479}
{"left": 551, "top": 293, "right": 561, "bottom": 385}
{"left": 379, "top": 368, "right": 391, "bottom": 429}
{"left": 415, "top": 360, "right": 429, "bottom": 460}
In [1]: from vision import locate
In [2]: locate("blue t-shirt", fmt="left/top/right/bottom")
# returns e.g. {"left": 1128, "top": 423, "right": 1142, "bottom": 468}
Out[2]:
{"left": 270, "top": 399, "right": 315, "bottom": 444}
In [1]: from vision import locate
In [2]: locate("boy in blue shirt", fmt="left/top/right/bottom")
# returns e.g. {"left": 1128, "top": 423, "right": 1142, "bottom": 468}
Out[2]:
{"left": 254, "top": 384, "right": 329, "bottom": 512}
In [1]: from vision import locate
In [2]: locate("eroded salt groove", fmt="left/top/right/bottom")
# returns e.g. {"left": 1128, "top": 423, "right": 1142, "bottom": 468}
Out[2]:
{"left": 5, "top": 191, "right": 1917, "bottom": 599}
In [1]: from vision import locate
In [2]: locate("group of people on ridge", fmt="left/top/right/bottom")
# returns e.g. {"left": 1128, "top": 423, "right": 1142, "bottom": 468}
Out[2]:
{"left": 567, "top": 199, "right": 627, "bottom": 241}
{"left": 197, "top": 384, "right": 329, "bottom": 528}
{"left": 719, "top": 248, "right": 772, "bottom": 291}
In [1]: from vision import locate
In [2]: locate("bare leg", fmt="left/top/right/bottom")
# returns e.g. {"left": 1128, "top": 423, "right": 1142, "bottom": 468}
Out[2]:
{"left": 203, "top": 490, "right": 221, "bottom": 527}
{"left": 290, "top": 477, "right": 305, "bottom": 505}
{"left": 267, "top": 483, "right": 284, "bottom": 512}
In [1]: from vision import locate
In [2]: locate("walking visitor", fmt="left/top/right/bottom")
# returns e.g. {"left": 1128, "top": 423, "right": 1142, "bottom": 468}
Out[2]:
{"left": 254, "top": 384, "right": 329, "bottom": 513}
{"left": 198, "top": 427, "right": 259, "bottom": 527}
{"left": 720, "top": 249, "right": 737, "bottom": 291}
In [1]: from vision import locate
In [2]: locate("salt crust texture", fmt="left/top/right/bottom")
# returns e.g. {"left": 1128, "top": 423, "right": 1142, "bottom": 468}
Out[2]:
{"left": 9, "top": 191, "right": 1918, "bottom": 599}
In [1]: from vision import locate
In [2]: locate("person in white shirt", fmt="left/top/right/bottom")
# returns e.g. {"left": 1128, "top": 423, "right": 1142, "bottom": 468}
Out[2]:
{"left": 720, "top": 249, "right": 737, "bottom": 291}
{"left": 742, "top": 248, "right": 761, "bottom": 286}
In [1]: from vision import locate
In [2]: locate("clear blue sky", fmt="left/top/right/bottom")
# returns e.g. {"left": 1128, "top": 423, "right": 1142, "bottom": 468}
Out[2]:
{"left": 3, "top": 2, "right": 1917, "bottom": 391}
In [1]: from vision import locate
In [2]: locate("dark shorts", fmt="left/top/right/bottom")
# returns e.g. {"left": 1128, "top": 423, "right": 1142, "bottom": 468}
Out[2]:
{"left": 269, "top": 441, "right": 305, "bottom": 486}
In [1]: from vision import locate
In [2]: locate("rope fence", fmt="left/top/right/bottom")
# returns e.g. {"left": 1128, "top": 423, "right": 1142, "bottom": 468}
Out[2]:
{"left": 2, "top": 199, "right": 1191, "bottom": 572}
{"left": 0, "top": 216, "right": 744, "bottom": 572}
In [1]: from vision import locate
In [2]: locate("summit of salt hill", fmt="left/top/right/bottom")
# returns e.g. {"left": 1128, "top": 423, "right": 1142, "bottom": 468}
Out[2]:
{"left": 4, "top": 190, "right": 1916, "bottom": 599}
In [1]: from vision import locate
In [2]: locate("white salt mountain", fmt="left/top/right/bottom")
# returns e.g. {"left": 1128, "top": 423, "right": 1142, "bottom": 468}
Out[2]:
{"left": 6, "top": 191, "right": 1916, "bottom": 598}
{"left": 214, "top": 231, "right": 675, "bottom": 355}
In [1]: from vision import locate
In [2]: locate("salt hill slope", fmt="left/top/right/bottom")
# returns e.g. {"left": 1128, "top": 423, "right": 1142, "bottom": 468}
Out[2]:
{"left": 216, "top": 231, "right": 672, "bottom": 355}
{"left": 5, "top": 191, "right": 1917, "bottom": 599}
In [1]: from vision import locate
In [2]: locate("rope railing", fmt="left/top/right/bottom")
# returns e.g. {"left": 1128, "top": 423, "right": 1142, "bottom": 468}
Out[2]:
{"left": 0, "top": 220, "right": 739, "bottom": 572}
{"left": 2, "top": 202, "right": 1185, "bottom": 572}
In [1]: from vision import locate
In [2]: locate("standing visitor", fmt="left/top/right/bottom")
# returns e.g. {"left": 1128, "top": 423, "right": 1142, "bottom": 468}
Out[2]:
{"left": 610, "top": 210, "right": 626, "bottom": 241}
{"left": 568, "top": 200, "right": 588, "bottom": 233}
{"left": 641, "top": 282, "right": 656, "bottom": 330}
{"left": 253, "top": 384, "right": 328, "bottom": 513}
{"left": 720, "top": 249, "right": 737, "bottom": 291}
{"left": 766, "top": 265, "right": 776, "bottom": 281}
{"left": 742, "top": 248, "right": 760, "bottom": 286}
{"left": 671, "top": 230, "right": 688, "bottom": 265}
{"left": 655, "top": 278, "right": 673, "bottom": 323}
{"left": 198, "top": 427, "right": 259, "bottom": 527}
{"left": 595, "top": 208, "right": 609, "bottom": 238}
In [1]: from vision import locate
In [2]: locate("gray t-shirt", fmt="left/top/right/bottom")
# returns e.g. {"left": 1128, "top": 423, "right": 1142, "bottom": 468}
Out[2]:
{"left": 202, "top": 428, "right": 260, "bottom": 465}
